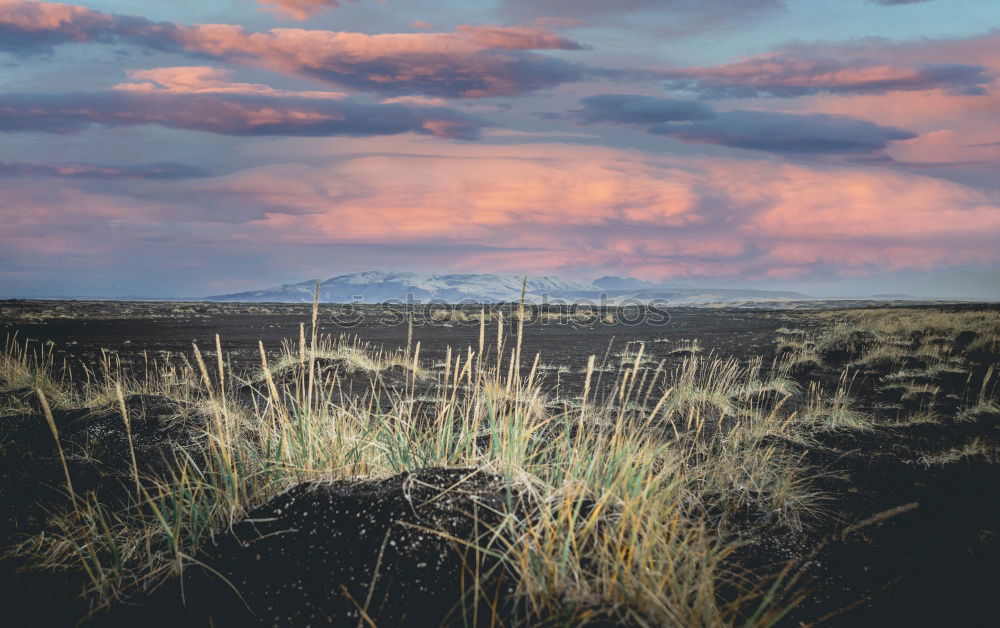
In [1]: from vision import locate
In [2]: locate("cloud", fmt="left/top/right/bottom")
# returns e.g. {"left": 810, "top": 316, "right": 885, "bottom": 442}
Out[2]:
{"left": 256, "top": 0, "right": 343, "bottom": 20}
{"left": 573, "top": 93, "right": 714, "bottom": 124}
{"left": 167, "top": 26, "right": 586, "bottom": 98}
{"left": 113, "top": 66, "right": 346, "bottom": 99}
{"left": 454, "top": 25, "right": 584, "bottom": 50}
{"left": 196, "top": 142, "right": 1000, "bottom": 279}
{"left": 0, "top": 0, "right": 179, "bottom": 54}
{"left": 664, "top": 54, "right": 992, "bottom": 98}
{"left": 0, "top": 161, "right": 209, "bottom": 179}
{"left": 0, "top": 90, "right": 484, "bottom": 139}
{"left": 572, "top": 94, "right": 916, "bottom": 155}
{"left": 498, "top": 0, "right": 784, "bottom": 33}
{"left": 662, "top": 31, "right": 1000, "bottom": 101}
{"left": 2, "top": 140, "right": 996, "bottom": 293}
{"left": 0, "top": 2, "right": 587, "bottom": 98}
{"left": 213, "top": 142, "right": 996, "bottom": 252}
{"left": 1, "top": 2, "right": 995, "bottom": 296}
{"left": 650, "top": 110, "right": 916, "bottom": 154}
{"left": 764, "top": 32, "right": 1000, "bottom": 165}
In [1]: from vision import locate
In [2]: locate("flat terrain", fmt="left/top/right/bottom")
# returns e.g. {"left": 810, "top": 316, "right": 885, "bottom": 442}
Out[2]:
{"left": 1, "top": 300, "right": 813, "bottom": 408}
{"left": 1, "top": 300, "right": 997, "bottom": 626}
{"left": 1, "top": 299, "right": 802, "bottom": 367}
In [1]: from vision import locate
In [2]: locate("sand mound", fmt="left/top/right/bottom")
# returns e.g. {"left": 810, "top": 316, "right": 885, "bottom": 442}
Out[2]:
{"left": 106, "top": 468, "right": 526, "bottom": 627}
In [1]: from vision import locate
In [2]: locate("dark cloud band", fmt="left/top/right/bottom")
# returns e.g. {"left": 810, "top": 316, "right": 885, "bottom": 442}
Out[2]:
{"left": 574, "top": 94, "right": 714, "bottom": 124}
{"left": 0, "top": 161, "right": 209, "bottom": 179}
{"left": 650, "top": 110, "right": 917, "bottom": 154}
{"left": 0, "top": 91, "right": 485, "bottom": 139}
{"left": 662, "top": 55, "right": 991, "bottom": 98}
{"left": 572, "top": 94, "right": 917, "bottom": 155}
{"left": 499, "top": 0, "right": 785, "bottom": 32}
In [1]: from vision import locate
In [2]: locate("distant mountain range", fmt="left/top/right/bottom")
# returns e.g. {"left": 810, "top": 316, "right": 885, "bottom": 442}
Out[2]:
{"left": 205, "top": 271, "right": 815, "bottom": 304}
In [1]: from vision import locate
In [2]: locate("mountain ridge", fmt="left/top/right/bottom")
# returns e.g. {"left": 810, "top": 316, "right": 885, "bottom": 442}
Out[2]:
{"left": 204, "top": 271, "right": 814, "bottom": 304}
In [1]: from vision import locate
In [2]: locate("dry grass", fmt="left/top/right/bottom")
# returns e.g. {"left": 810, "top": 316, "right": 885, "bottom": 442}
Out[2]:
{"left": 260, "top": 333, "right": 422, "bottom": 382}
{"left": 811, "top": 308, "right": 1000, "bottom": 363}
{"left": 0, "top": 324, "right": 837, "bottom": 625}
{"left": 915, "top": 438, "right": 999, "bottom": 466}
{"left": 775, "top": 307, "right": 999, "bottom": 424}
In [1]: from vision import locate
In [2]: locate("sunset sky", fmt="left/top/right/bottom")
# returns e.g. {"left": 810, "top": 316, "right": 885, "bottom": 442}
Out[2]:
{"left": 1, "top": 0, "right": 998, "bottom": 298}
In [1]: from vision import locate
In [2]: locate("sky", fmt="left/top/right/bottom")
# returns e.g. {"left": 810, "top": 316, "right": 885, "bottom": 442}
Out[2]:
{"left": 0, "top": 0, "right": 998, "bottom": 299}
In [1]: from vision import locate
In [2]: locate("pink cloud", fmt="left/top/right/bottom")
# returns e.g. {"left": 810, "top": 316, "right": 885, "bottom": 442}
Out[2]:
{"left": 114, "top": 66, "right": 346, "bottom": 99}
{"left": 0, "top": 0, "right": 111, "bottom": 34}
{"left": 799, "top": 96, "right": 999, "bottom": 166}
{"left": 380, "top": 95, "right": 450, "bottom": 107}
{"left": 679, "top": 32, "right": 1000, "bottom": 165}
{"left": 665, "top": 53, "right": 991, "bottom": 98}
{"left": 4, "top": 139, "right": 998, "bottom": 285}
{"left": 792, "top": 86, "right": 1000, "bottom": 164}
{"left": 169, "top": 24, "right": 585, "bottom": 97}
{"left": 256, "top": 0, "right": 343, "bottom": 20}
{"left": 664, "top": 31, "right": 999, "bottom": 99}
{"left": 217, "top": 146, "right": 701, "bottom": 245}
{"left": 737, "top": 164, "right": 1000, "bottom": 239}
{"left": 193, "top": 141, "right": 1000, "bottom": 278}
{"left": 0, "top": 2, "right": 587, "bottom": 97}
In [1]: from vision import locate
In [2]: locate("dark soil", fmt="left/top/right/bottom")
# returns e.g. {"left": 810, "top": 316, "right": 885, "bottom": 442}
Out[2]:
{"left": 748, "top": 426, "right": 999, "bottom": 627}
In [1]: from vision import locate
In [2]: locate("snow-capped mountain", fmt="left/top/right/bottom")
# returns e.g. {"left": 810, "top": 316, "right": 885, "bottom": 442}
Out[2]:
{"left": 205, "top": 271, "right": 599, "bottom": 303}
{"left": 205, "top": 271, "right": 813, "bottom": 304}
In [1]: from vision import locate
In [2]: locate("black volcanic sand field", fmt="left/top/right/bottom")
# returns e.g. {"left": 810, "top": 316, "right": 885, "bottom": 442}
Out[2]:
{"left": 0, "top": 300, "right": 998, "bottom": 626}
{"left": 0, "top": 299, "right": 796, "bottom": 372}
